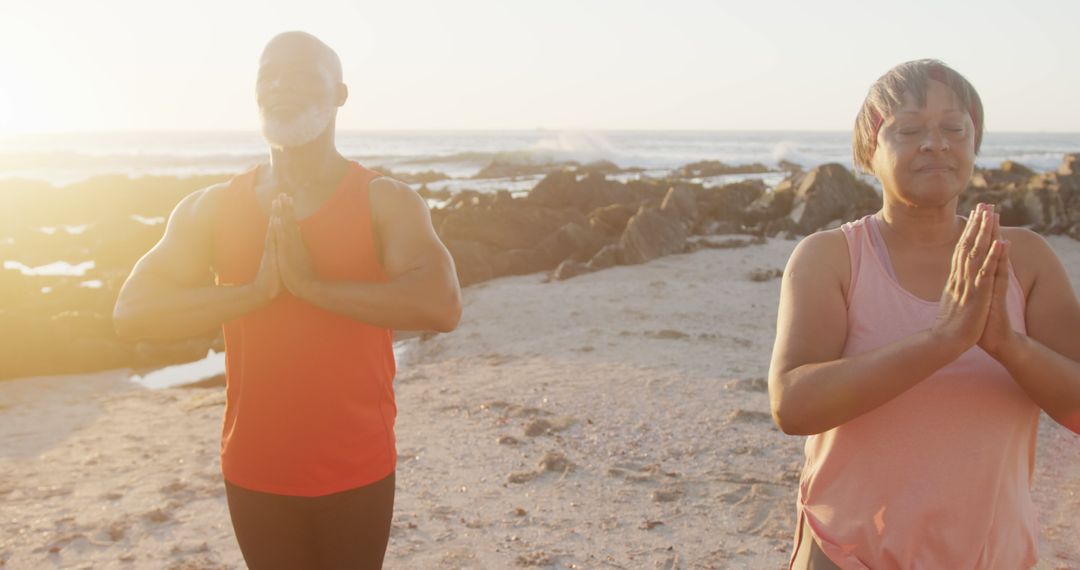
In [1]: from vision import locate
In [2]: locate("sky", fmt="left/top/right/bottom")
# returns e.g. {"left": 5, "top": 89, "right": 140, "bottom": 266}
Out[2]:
{"left": 0, "top": 0, "right": 1077, "bottom": 133}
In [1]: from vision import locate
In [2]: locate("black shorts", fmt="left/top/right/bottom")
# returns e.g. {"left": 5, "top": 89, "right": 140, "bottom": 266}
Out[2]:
{"left": 225, "top": 472, "right": 395, "bottom": 570}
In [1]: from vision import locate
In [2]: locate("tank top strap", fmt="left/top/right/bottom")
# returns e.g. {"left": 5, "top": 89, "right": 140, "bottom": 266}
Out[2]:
{"left": 839, "top": 215, "right": 878, "bottom": 309}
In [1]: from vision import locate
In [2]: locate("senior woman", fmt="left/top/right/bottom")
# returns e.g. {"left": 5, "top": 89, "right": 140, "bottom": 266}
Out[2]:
{"left": 768, "top": 59, "right": 1080, "bottom": 569}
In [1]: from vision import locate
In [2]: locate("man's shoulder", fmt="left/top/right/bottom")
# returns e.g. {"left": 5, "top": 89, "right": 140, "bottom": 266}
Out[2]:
{"left": 168, "top": 175, "right": 244, "bottom": 230}
{"left": 368, "top": 175, "right": 414, "bottom": 198}
{"left": 368, "top": 175, "right": 423, "bottom": 214}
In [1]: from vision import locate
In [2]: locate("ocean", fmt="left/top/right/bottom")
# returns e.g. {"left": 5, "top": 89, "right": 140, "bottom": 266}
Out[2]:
{"left": 1, "top": 130, "right": 1077, "bottom": 187}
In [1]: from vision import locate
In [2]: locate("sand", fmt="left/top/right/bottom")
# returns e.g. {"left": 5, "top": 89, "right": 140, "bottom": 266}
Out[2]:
{"left": 1, "top": 236, "right": 1078, "bottom": 569}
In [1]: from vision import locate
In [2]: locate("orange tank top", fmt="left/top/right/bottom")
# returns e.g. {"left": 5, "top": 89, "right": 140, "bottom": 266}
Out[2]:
{"left": 212, "top": 161, "right": 396, "bottom": 497}
{"left": 792, "top": 215, "right": 1040, "bottom": 569}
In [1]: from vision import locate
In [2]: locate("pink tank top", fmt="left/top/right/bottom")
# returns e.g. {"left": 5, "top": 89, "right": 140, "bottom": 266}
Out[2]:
{"left": 792, "top": 215, "right": 1041, "bottom": 569}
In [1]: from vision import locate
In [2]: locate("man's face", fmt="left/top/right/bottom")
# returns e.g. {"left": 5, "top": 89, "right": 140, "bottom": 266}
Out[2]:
{"left": 256, "top": 40, "right": 340, "bottom": 149}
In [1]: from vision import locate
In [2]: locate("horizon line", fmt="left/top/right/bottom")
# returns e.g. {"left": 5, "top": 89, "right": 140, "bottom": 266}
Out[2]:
{"left": 5, "top": 127, "right": 1080, "bottom": 137}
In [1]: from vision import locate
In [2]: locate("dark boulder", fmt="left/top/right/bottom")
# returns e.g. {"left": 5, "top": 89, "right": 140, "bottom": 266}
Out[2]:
{"left": 788, "top": 163, "right": 880, "bottom": 234}
{"left": 618, "top": 205, "right": 688, "bottom": 265}
{"left": 473, "top": 160, "right": 578, "bottom": 180}
{"left": 660, "top": 185, "right": 699, "bottom": 233}
{"left": 529, "top": 171, "right": 637, "bottom": 214}
{"left": 438, "top": 203, "right": 572, "bottom": 250}
{"left": 672, "top": 160, "right": 772, "bottom": 178}
{"left": 698, "top": 180, "right": 766, "bottom": 224}
{"left": 579, "top": 160, "right": 622, "bottom": 175}
{"left": 443, "top": 239, "right": 495, "bottom": 286}
{"left": 586, "top": 244, "right": 620, "bottom": 271}
{"left": 1059, "top": 153, "right": 1079, "bottom": 176}
{"left": 552, "top": 259, "right": 593, "bottom": 281}
{"left": 588, "top": 203, "right": 639, "bottom": 236}
{"left": 535, "top": 222, "right": 608, "bottom": 267}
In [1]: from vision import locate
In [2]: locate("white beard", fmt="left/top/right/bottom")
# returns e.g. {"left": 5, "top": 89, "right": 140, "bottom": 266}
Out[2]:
{"left": 260, "top": 105, "right": 334, "bottom": 149}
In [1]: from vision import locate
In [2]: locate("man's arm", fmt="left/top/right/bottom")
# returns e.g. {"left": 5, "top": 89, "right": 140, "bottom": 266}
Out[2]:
{"left": 113, "top": 184, "right": 279, "bottom": 340}
{"left": 278, "top": 178, "right": 462, "bottom": 332}
{"left": 986, "top": 228, "right": 1080, "bottom": 433}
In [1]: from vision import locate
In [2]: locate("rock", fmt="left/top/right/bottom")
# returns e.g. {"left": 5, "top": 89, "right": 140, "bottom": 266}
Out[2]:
{"left": 374, "top": 168, "right": 450, "bottom": 184}
{"left": 743, "top": 179, "right": 796, "bottom": 226}
{"left": 492, "top": 190, "right": 515, "bottom": 208}
{"left": 417, "top": 185, "right": 452, "bottom": 201}
{"left": 1000, "top": 160, "right": 1036, "bottom": 177}
{"left": 443, "top": 189, "right": 492, "bottom": 210}
{"left": 672, "top": 160, "right": 772, "bottom": 178}
{"left": 490, "top": 248, "right": 545, "bottom": 277}
{"left": 956, "top": 184, "right": 1016, "bottom": 223}
{"left": 528, "top": 171, "right": 637, "bottom": 214}
{"left": 689, "top": 236, "right": 763, "bottom": 250}
{"left": 534, "top": 222, "right": 608, "bottom": 267}
{"left": 553, "top": 259, "right": 593, "bottom": 281}
{"left": 443, "top": 239, "right": 495, "bottom": 286}
{"left": 438, "top": 202, "right": 572, "bottom": 250}
{"left": 586, "top": 244, "right": 620, "bottom": 271}
{"left": 698, "top": 180, "right": 766, "bottom": 224}
{"left": 788, "top": 163, "right": 881, "bottom": 234}
{"left": 579, "top": 160, "right": 621, "bottom": 175}
{"left": 970, "top": 164, "right": 1034, "bottom": 190}
{"left": 778, "top": 159, "right": 803, "bottom": 173}
{"left": 1059, "top": 153, "right": 1079, "bottom": 176}
{"left": 588, "top": 203, "right": 639, "bottom": 236}
{"left": 617, "top": 205, "right": 688, "bottom": 265}
{"left": 473, "top": 160, "right": 577, "bottom": 180}
{"left": 660, "top": 184, "right": 699, "bottom": 229}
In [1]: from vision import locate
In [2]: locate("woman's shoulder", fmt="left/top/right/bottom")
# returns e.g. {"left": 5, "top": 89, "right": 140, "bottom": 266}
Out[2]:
{"left": 790, "top": 228, "right": 849, "bottom": 267}
{"left": 1000, "top": 226, "right": 1059, "bottom": 292}
{"left": 786, "top": 228, "right": 852, "bottom": 297}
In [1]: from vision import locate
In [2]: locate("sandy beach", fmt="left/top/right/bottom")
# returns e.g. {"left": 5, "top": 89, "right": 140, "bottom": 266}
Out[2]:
{"left": 1, "top": 235, "right": 1079, "bottom": 569}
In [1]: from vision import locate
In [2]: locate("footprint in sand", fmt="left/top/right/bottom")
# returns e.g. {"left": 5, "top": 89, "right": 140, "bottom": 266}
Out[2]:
{"left": 723, "top": 377, "right": 769, "bottom": 392}
{"left": 481, "top": 400, "right": 576, "bottom": 437}
{"left": 724, "top": 409, "right": 774, "bottom": 426}
{"left": 651, "top": 486, "right": 686, "bottom": 503}
{"left": 141, "top": 508, "right": 172, "bottom": 524}
{"left": 717, "top": 483, "right": 793, "bottom": 539}
{"left": 645, "top": 329, "right": 690, "bottom": 340}
{"left": 515, "top": 551, "right": 557, "bottom": 566}
{"left": 523, "top": 416, "right": 576, "bottom": 437}
{"left": 507, "top": 451, "right": 574, "bottom": 484}
{"left": 606, "top": 462, "right": 680, "bottom": 484}
{"left": 94, "top": 519, "right": 128, "bottom": 543}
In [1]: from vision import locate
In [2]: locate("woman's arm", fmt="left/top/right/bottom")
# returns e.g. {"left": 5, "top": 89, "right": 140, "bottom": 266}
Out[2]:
{"left": 983, "top": 228, "right": 1080, "bottom": 433}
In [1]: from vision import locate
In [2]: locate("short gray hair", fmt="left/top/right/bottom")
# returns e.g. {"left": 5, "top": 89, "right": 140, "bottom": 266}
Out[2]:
{"left": 853, "top": 59, "right": 983, "bottom": 173}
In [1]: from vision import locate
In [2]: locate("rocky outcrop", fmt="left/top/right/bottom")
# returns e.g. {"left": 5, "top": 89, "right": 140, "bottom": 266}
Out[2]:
{"left": 787, "top": 163, "right": 881, "bottom": 234}
{"left": 6, "top": 153, "right": 1080, "bottom": 379}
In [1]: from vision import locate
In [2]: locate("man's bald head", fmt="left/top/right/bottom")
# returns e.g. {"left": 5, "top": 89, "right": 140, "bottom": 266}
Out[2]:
{"left": 260, "top": 31, "right": 343, "bottom": 84}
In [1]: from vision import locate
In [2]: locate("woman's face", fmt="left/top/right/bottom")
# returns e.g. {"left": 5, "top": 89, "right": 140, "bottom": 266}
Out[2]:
{"left": 870, "top": 79, "right": 976, "bottom": 210}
